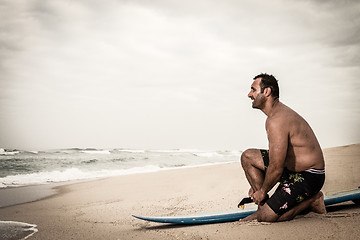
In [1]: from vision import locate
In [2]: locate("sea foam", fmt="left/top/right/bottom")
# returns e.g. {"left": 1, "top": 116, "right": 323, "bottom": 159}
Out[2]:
{"left": 0, "top": 149, "right": 19, "bottom": 156}
{"left": 0, "top": 165, "right": 163, "bottom": 188}
{"left": 80, "top": 150, "right": 111, "bottom": 154}
{"left": 0, "top": 221, "right": 38, "bottom": 240}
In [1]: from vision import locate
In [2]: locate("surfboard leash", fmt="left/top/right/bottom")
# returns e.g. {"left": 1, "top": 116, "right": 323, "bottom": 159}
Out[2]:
{"left": 237, "top": 194, "right": 269, "bottom": 209}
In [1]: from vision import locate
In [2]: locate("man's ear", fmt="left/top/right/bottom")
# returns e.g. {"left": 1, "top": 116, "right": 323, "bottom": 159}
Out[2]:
{"left": 263, "top": 87, "right": 272, "bottom": 97}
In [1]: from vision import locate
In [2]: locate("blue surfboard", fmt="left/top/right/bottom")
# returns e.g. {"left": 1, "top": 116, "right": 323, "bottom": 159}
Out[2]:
{"left": 132, "top": 189, "right": 360, "bottom": 224}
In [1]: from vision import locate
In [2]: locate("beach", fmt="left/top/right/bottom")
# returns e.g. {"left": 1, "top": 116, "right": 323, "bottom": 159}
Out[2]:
{"left": 0, "top": 144, "right": 359, "bottom": 240}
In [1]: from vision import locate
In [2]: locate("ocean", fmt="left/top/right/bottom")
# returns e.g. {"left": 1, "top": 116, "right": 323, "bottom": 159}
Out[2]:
{"left": 0, "top": 148, "right": 241, "bottom": 188}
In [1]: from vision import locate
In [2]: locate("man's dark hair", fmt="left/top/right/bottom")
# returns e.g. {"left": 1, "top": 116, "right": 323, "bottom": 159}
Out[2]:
{"left": 253, "top": 73, "right": 279, "bottom": 99}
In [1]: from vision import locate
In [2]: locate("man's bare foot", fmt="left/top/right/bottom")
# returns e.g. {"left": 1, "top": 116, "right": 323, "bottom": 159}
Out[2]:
{"left": 310, "top": 191, "right": 327, "bottom": 214}
{"left": 239, "top": 212, "right": 258, "bottom": 222}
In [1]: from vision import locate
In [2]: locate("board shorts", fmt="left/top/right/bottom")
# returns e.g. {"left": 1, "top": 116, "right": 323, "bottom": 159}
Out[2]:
{"left": 260, "top": 149, "right": 325, "bottom": 216}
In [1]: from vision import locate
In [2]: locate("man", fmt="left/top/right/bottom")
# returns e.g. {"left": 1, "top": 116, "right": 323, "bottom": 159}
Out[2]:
{"left": 240, "top": 73, "right": 326, "bottom": 222}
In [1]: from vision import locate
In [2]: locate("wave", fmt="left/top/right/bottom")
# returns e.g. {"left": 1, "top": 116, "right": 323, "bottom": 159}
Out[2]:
{"left": 80, "top": 150, "right": 111, "bottom": 154}
{"left": 0, "top": 148, "right": 242, "bottom": 189}
{"left": 0, "top": 221, "right": 38, "bottom": 240}
{"left": 0, "top": 148, "right": 242, "bottom": 156}
{"left": 0, "top": 166, "right": 163, "bottom": 188}
{"left": 115, "top": 149, "right": 146, "bottom": 153}
{"left": 26, "top": 151, "right": 39, "bottom": 154}
{"left": 193, "top": 152, "right": 224, "bottom": 158}
{"left": 0, "top": 160, "right": 237, "bottom": 188}
{"left": 149, "top": 149, "right": 209, "bottom": 153}
{"left": 0, "top": 149, "right": 20, "bottom": 156}
{"left": 81, "top": 159, "right": 98, "bottom": 164}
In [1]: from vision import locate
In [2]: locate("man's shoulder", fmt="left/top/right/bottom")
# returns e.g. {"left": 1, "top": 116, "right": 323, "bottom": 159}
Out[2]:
{"left": 272, "top": 104, "right": 299, "bottom": 120}
{"left": 265, "top": 113, "right": 288, "bottom": 131}
{"left": 267, "top": 106, "right": 289, "bottom": 121}
{"left": 266, "top": 104, "right": 296, "bottom": 129}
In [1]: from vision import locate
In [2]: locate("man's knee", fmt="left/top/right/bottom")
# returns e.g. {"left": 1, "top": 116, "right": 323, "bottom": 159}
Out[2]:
{"left": 240, "top": 149, "right": 258, "bottom": 168}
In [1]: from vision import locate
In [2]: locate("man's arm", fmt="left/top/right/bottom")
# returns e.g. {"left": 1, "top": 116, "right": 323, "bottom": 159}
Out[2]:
{"left": 253, "top": 118, "right": 288, "bottom": 204}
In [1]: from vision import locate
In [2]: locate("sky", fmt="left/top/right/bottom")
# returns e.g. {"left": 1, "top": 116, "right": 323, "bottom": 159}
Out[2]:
{"left": 1, "top": 0, "right": 359, "bottom": 151}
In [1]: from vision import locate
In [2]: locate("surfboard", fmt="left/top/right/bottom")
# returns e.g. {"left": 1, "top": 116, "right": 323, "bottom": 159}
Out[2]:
{"left": 132, "top": 189, "right": 360, "bottom": 224}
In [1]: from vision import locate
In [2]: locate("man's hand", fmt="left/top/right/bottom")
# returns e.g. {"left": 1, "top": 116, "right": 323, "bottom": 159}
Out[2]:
{"left": 252, "top": 189, "right": 267, "bottom": 205}
{"left": 248, "top": 187, "right": 254, "bottom": 198}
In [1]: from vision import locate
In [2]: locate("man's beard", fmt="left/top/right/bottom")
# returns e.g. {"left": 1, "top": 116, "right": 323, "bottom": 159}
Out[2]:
{"left": 252, "top": 94, "right": 265, "bottom": 109}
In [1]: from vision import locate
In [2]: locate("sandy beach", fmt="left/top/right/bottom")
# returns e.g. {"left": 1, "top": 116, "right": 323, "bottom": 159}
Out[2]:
{"left": 1, "top": 144, "right": 359, "bottom": 240}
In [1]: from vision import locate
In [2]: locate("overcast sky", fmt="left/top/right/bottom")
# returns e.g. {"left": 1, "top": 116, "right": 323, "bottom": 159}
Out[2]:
{"left": 1, "top": 0, "right": 359, "bottom": 150}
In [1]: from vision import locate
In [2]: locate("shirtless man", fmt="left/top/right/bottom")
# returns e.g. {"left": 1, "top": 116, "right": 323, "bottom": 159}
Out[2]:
{"left": 240, "top": 73, "right": 326, "bottom": 222}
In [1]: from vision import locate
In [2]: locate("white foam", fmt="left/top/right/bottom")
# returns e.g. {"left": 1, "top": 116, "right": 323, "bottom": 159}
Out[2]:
{"left": 0, "top": 161, "right": 238, "bottom": 188}
{"left": 193, "top": 152, "right": 224, "bottom": 158}
{"left": 171, "top": 149, "right": 207, "bottom": 153}
{"left": 0, "top": 166, "right": 163, "bottom": 188}
{"left": 116, "top": 149, "right": 146, "bottom": 153}
{"left": 0, "top": 149, "right": 19, "bottom": 156}
{"left": 152, "top": 149, "right": 242, "bottom": 157}
{"left": 0, "top": 221, "right": 38, "bottom": 240}
{"left": 80, "top": 150, "right": 111, "bottom": 154}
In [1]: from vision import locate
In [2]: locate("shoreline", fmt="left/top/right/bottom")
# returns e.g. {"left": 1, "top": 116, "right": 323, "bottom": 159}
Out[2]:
{"left": 0, "top": 184, "right": 58, "bottom": 209}
{"left": 0, "top": 161, "right": 237, "bottom": 209}
{"left": 0, "top": 180, "right": 91, "bottom": 209}
{"left": 0, "top": 144, "right": 359, "bottom": 239}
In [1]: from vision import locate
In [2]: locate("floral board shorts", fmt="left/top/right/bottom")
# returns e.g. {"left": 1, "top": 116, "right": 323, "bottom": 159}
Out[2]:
{"left": 260, "top": 149, "right": 325, "bottom": 216}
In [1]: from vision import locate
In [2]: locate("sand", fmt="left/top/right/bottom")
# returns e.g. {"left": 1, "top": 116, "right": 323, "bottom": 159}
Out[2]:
{"left": 0, "top": 144, "right": 359, "bottom": 240}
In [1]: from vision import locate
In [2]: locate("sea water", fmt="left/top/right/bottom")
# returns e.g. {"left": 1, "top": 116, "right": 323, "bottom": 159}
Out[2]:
{"left": 0, "top": 221, "right": 38, "bottom": 240}
{"left": 0, "top": 148, "right": 241, "bottom": 188}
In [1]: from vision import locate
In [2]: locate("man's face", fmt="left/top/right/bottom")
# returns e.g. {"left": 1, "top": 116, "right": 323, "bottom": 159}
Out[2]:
{"left": 248, "top": 78, "right": 265, "bottom": 109}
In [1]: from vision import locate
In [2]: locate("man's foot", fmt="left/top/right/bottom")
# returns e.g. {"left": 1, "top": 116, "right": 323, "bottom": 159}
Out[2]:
{"left": 239, "top": 212, "right": 258, "bottom": 222}
{"left": 310, "top": 191, "right": 327, "bottom": 214}
{"left": 239, "top": 205, "right": 263, "bottom": 222}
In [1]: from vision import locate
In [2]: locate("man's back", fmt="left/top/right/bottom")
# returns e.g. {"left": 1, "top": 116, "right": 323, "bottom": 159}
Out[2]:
{"left": 266, "top": 102, "right": 324, "bottom": 172}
